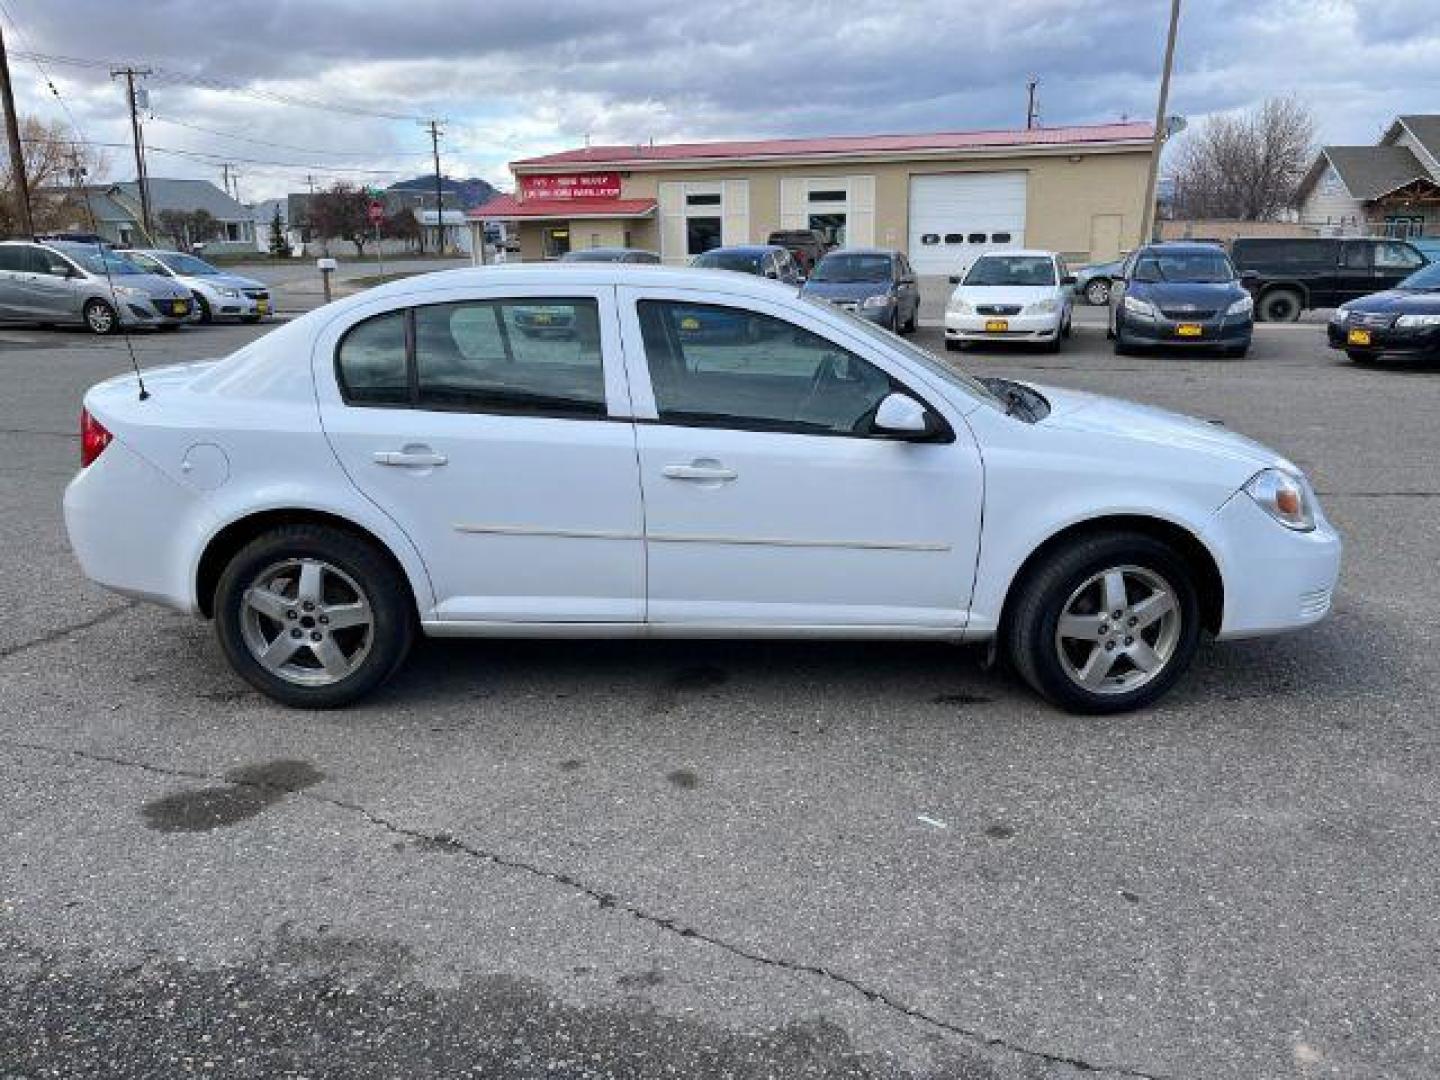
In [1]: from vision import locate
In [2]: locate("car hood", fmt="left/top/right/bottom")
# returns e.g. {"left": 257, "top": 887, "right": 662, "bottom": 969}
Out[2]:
{"left": 110, "top": 273, "right": 192, "bottom": 300}
{"left": 1128, "top": 281, "right": 1245, "bottom": 308}
{"left": 182, "top": 272, "right": 265, "bottom": 290}
{"left": 803, "top": 280, "right": 893, "bottom": 302}
{"left": 1033, "top": 382, "right": 1292, "bottom": 475}
{"left": 954, "top": 284, "right": 1058, "bottom": 306}
{"left": 1346, "top": 288, "right": 1440, "bottom": 313}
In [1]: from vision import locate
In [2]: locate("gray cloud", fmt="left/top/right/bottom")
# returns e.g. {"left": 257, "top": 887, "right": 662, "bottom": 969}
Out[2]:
{"left": 5, "top": 0, "right": 1436, "bottom": 199}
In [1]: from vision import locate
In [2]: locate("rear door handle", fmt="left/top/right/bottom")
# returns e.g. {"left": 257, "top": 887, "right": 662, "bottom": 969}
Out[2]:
{"left": 663, "top": 462, "right": 737, "bottom": 481}
{"left": 373, "top": 448, "right": 448, "bottom": 468}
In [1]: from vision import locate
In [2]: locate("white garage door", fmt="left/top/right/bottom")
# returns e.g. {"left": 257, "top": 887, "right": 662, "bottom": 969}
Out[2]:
{"left": 907, "top": 172, "right": 1027, "bottom": 276}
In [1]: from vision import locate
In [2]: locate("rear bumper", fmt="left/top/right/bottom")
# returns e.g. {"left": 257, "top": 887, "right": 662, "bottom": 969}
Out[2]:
{"left": 1202, "top": 491, "right": 1342, "bottom": 639}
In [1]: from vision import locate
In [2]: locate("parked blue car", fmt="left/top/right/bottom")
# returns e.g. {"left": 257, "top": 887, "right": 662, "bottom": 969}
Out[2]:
{"left": 1108, "top": 242, "right": 1254, "bottom": 358}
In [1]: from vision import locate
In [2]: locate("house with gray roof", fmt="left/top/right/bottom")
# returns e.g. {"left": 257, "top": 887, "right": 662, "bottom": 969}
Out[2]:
{"left": 1297, "top": 115, "right": 1440, "bottom": 239}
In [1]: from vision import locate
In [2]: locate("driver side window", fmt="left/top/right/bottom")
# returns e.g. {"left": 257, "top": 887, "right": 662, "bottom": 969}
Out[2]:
{"left": 636, "top": 300, "right": 904, "bottom": 437}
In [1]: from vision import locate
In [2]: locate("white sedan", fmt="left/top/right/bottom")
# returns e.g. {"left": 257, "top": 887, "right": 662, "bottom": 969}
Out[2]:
{"left": 945, "top": 250, "right": 1076, "bottom": 351}
{"left": 64, "top": 264, "right": 1341, "bottom": 713}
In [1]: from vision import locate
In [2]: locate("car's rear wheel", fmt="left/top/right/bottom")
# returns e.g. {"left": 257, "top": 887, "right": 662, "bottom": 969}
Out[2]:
{"left": 83, "top": 299, "right": 118, "bottom": 335}
{"left": 1005, "top": 532, "right": 1202, "bottom": 713}
{"left": 1085, "top": 278, "right": 1111, "bottom": 306}
{"left": 214, "top": 524, "right": 415, "bottom": 708}
{"left": 1258, "top": 289, "right": 1302, "bottom": 322}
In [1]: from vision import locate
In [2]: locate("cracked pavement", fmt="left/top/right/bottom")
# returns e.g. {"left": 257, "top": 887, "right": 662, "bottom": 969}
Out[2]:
{"left": 2, "top": 302, "right": 1438, "bottom": 1078}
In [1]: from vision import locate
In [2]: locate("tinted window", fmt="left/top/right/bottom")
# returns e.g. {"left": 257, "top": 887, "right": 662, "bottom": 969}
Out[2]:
{"left": 1375, "top": 241, "right": 1425, "bottom": 270}
{"left": 692, "top": 249, "right": 763, "bottom": 273}
{"left": 1233, "top": 239, "right": 1338, "bottom": 269}
{"left": 809, "top": 190, "right": 846, "bottom": 203}
{"left": 811, "top": 253, "right": 893, "bottom": 283}
{"left": 336, "top": 310, "right": 409, "bottom": 406}
{"left": 413, "top": 299, "right": 604, "bottom": 417}
{"left": 1339, "top": 242, "right": 1370, "bottom": 270}
{"left": 0, "top": 246, "right": 34, "bottom": 272}
{"left": 686, "top": 193, "right": 721, "bottom": 206}
{"left": 637, "top": 301, "right": 898, "bottom": 436}
{"left": 26, "top": 247, "right": 72, "bottom": 275}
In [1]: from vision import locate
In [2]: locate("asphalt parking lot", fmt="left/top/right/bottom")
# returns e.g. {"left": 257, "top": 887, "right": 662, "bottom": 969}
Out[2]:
{"left": 2, "top": 299, "right": 1438, "bottom": 1079}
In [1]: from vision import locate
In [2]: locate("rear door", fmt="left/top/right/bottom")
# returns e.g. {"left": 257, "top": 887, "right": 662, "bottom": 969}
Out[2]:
{"left": 616, "top": 285, "right": 983, "bottom": 629}
{"left": 0, "top": 246, "right": 31, "bottom": 319}
{"left": 314, "top": 284, "right": 645, "bottom": 625}
{"left": 1334, "top": 241, "right": 1378, "bottom": 305}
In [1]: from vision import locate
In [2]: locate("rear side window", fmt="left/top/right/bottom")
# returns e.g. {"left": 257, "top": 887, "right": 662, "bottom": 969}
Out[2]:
{"left": 1375, "top": 241, "right": 1425, "bottom": 270}
{"left": 336, "top": 298, "right": 605, "bottom": 417}
{"left": 336, "top": 310, "right": 409, "bottom": 405}
{"left": 0, "top": 246, "right": 29, "bottom": 272}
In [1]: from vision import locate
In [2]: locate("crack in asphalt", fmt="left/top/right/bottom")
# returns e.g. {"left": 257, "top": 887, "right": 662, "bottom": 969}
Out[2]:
{"left": 0, "top": 601, "right": 137, "bottom": 661}
{"left": 1, "top": 736, "right": 1167, "bottom": 1080}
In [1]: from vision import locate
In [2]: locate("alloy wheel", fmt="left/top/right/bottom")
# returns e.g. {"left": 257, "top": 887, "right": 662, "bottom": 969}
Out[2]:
{"left": 1054, "top": 565, "right": 1181, "bottom": 695}
{"left": 238, "top": 557, "right": 374, "bottom": 687}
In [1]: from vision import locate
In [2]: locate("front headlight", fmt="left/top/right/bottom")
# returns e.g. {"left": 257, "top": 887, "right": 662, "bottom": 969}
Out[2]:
{"left": 217, "top": 286, "right": 241, "bottom": 298}
{"left": 1027, "top": 298, "right": 1059, "bottom": 316}
{"left": 1122, "top": 295, "right": 1159, "bottom": 318}
{"left": 861, "top": 293, "right": 892, "bottom": 309}
{"left": 1226, "top": 294, "right": 1254, "bottom": 317}
{"left": 114, "top": 284, "right": 145, "bottom": 299}
{"left": 1244, "top": 468, "right": 1315, "bottom": 532}
{"left": 947, "top": 295, "right": 973, "bottom": 315}
{"left": 1395, "top": 313, "right": 1440, "bottom": 328}
{"left": 1331, "top": 303, "right": 1352, "bottom": 324}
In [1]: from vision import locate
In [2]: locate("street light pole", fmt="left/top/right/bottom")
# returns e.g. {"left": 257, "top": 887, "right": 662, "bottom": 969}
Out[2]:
{"left": 1139, "top": 0, "right": 1181, "bottom": 246}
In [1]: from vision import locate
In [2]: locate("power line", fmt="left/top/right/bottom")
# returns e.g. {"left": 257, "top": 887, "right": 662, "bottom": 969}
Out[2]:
{"left": 21, "top": 135, "right": 411, "bottom": 177}
{"left": 149, "top": 114, "right": 434, "bottom": 158}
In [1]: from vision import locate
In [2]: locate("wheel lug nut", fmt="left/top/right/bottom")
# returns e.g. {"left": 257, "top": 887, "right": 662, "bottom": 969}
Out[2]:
{"left": 1099, "top": 623, "right": 1109, "bottom": 635}
{"left": 1125, "top": 636, "right": 1134, "bottom": 646}
{"left": 302, "top": 601, "right": 315, "bottom": 612}
{"left": 310, "top": 631, "right": 322, "bottom": 642}
{"left": 1105, "top": 641, "right": 1116, "bottom": 651}
{"left": 286, "top": 609, "right": 297, "bottom": 620}
{"left": 1128, "top": 617, "right": 1138, "bottom": 627}
{"left": 318, "top": 615, "right": 329, "bottom": 625}
{"left": 290, "top": 628, "right": 302, "bottom": 639}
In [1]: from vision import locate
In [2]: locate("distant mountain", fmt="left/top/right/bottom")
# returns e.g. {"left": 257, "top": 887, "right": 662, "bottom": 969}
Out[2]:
{"left": 387, "top": 175, "right": 499, "bottom": 210}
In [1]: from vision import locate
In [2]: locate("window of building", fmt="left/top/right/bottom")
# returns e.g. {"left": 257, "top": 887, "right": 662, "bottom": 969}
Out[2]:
{"left": 967, "top": 232, "right": 987, "bottom": 244}
{"left": 991, "top": 232, "right": 1012, "bottom": 244}
{"left": 335, "top": 309, "right": 410, "bottom": 406}
{"left": 686, "top": 217, "right": 722, "bottom": 256}
{"left": 686, "top": 192, "right": 722, "bottom": 207}
{"left": 920, "top": 233, "right": 940, "bottom": 245}
{"left": 636, "top": 300, "right": 910, "bottom": 438}
{"left": 543, "top": 227, "right": 571, "bottom": 259}
{"left": 943, "top": 233, "right": 963, "bottom": 244}
{"left": 808, "top": 189, "right": 847, "bottom": 203}
{"left": 225, "top": 221, "right": 242, "bottom": 242}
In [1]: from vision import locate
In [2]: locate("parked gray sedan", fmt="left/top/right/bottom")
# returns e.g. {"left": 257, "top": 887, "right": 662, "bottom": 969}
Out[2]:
{"left": 0, "top": 240, "right": 192, "bottom": 334}
{"left": 125, "top": 249, "right": 272, "bottom": 323}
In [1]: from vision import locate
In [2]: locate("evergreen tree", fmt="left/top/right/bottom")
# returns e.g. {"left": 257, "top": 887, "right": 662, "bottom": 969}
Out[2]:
{"left": 268, "top": 207, "right": 291, "bottom": 258}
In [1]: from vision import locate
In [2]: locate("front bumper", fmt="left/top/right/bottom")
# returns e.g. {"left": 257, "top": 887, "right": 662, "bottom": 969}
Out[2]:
{"left": 1117, "top": 310, "right": 1252, "bottom": 348}
{"left": 945, "top": 310, "right": 1061, "bottom": 342}
{"left": 118, "top": 295, "right": 193, "bottom": 328}
{"left": 1202, "top": 490, "right": 1342, "bottom": 639}
{"left": 192, "top": 289, "right": 271, "bottom": 321}
{"left": 1327, "top": 319, "right": 1440, "bottom": 358}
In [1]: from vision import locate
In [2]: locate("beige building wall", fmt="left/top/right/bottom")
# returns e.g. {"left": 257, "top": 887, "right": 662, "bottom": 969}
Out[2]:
{"left": 508, "top": 147, "right": 1152, "bottom": 266}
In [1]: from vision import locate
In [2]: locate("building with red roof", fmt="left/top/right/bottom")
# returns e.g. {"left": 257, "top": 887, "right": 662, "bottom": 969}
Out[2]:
{"left": 469, "top": 121, "right": 1155, "bottom": 275}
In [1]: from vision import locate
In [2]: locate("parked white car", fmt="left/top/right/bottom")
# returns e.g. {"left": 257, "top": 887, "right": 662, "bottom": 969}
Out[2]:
{"left": 125, "top": 249, "right": 272, "bottom": 323}
{"left": 64, "top": 264, "right": 1340, "bottom": 713}
{"left": 945, "top": 250, "right": 1076, "bottom": 351}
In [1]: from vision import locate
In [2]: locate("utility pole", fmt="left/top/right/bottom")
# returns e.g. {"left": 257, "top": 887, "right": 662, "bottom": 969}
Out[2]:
{"left": 111, "top": 65, "right": 154, "bottom": 239}
{"left": 0, "top": 22, "right": 34, "bottom": 237}
{"left": 220, "top": 162, "right": 240, "bottom": 201}
{"left": 1139, "top": 0, "right": 1181, "bottom": 246}
{"left": 421, "top": 119, "right": 445, "bottom": 254}
{"left": 1025, "top": 77, "right": 1040, "bottom": 130}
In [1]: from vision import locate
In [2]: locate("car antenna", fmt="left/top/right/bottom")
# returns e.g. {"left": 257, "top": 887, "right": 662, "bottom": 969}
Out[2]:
{"left": 71, "top": 176, "right": 149, "bottom": 400}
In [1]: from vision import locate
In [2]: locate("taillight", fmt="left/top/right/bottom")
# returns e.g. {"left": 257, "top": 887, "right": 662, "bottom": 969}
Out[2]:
{"left": 80, "top": 408, "right": 112, "bottom": 468}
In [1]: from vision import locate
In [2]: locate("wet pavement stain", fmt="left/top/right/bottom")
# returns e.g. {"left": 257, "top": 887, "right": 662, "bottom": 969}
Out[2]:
{"left": 667, "top": 768, "right": 701, "bottom": 790}
{"left": 140, "top": 759, "right": 324, "bottom": 833}
{"left": 558, "top": 758, "right": 584, "bottom": 772}
{"left": 982, "top": 823, "right": 1016, "bottom": 841}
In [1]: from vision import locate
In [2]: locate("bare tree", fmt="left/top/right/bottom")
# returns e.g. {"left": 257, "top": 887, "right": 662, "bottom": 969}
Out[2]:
{"left": 1169, "top": 97, "right": 1316, "bottom": 220}
{"left": 1, "top": 116, "right": 109, "bottom": 236}
{"left": 308, "top": 182, "right": 370, "bottom": 256}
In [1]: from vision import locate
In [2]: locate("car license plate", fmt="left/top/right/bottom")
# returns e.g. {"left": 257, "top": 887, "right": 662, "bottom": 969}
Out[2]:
{"left": 256, "top": 300, "right": 270, "bottom": 315}
{"left": 984, "top": 319, "right": 1009, "bottom": 333}
{"left": 171, "top": 300, "right": 187, "bottom": 315}
{"left": 1347, "top": 328, "right": 1372, "bottom": 346}
{"left": 533, "top": 313, "right": 552, "bottom": 325}
{"left": 1176, "top": 323, "right": 1203, "bottom": 337}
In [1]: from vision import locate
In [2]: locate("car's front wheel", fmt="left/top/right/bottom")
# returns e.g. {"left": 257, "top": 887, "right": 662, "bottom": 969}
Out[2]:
{"left": 84, "top": 299, "right": 118, "bottom": 335}
{"left": 214, "top": 524, "right": 415, "bottom": 708}
{"left": 1005, "top": 532, "right": 1201, "bottom": 713}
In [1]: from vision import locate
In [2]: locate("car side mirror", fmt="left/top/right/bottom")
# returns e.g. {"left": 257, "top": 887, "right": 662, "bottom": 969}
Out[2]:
{"left": 948, "top": 274, "right": 962, "bottom": 285}
{"left": 1061, "top": 274, "right": 1077, "bottom": 286}
{"left": 1240, "top": 270, "right": 1259, "bottom": 286}
{"left": 873, "top": 392, "right": 932, "bottom": 439}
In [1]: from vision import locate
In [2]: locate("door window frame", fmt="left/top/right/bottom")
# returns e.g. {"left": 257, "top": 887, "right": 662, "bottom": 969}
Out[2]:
{"left": 613, "top": 285, "right": 958, "bottom": 442}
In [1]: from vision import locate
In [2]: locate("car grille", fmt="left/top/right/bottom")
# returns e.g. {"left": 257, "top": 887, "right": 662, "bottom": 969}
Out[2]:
{"left": 1161, "top": 308, "right": 1217, "bottom": 320}
{"left": 1353, "top": 312, "right": 1394, "bottom": 329}
{"left": 242, "top": 288, "right": 270, "bottom": 300}
{"left": 976, "top": 304, "right": 1022, "bottom": 316}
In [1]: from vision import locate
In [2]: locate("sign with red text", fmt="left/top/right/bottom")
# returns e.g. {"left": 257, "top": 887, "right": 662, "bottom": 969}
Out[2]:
{"left": 520, "top": 172, "right": 623, "bottom": 201}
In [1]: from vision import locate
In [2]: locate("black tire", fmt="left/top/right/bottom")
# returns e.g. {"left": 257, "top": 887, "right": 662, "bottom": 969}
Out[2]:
{"left": 1258, "top": 289, "right": 1302, "bottom": 323}
{"left": 903, "top": 305, "right": 918, "bottom": 333}
{"left": 195, "top": 295, "right": 213, "bottom": 324}
{"left": 1004, "top": 531, "right": 1202, "bottom": 714}
{"left": 945, "top": 339, "right": 963, "bottom": 352}
{"left": 157, "top": 323, "right": 183, "bottom": 333}
{"left": 1061, "top": 314, "right": 1072, "bottom": 340}
{"left": 1085, "top": 278, "right": 1111, "bottom": 306}
{"left": 1113, "top": 327, "right": 1136, "bottom": 355}
{"left": 83, "top": 299, "right": 118, "bottom": 336}
{"left": 214, "top": 524, "right": 415, "bottom": 708}
{"left": 1346, "top": 349, "right": 1375, "bottom": 364}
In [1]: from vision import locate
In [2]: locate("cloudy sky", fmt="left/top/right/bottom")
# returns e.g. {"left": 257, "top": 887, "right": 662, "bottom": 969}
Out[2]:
{"left": 3, "top": 0, "right": 1436, "bottom": 202}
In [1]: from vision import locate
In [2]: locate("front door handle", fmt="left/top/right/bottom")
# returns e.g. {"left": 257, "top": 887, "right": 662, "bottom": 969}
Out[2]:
{"left": 373, "top": 448, "right": 448, "bottom": 468}
{"left": 662, "top": 461, "right": 737, "bottom": 482}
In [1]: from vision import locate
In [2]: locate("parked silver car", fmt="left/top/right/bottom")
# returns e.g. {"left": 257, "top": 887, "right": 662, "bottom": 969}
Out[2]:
{"left": 125, "top": 249, "right": 272, "bottom": 323}
{"left": 0, "top": 240, "right": 192, "bottom": 334}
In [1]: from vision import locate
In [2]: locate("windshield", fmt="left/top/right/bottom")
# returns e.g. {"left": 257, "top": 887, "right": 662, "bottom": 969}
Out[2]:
{"left": 1132, "top": 250, "right": 1234, "bottom": 284}
{"left": 156, "top": 252, "right": 221, "bottom": 275}
{"left": 803, "top": 295, "right": 1003, "bottom": 411}
{"left": 963, "top": 256, "right": 1056, "bottom": 287}
{"left": 810, "top": 254, "right": 892, "bottom": 283}
{"left": 55, "top": 245, "right": 146, "bottom": 276}
{"left": 1399, "top": 262, "right": 1440, "bottom": 290}
{"left": 692, "top": 251, "right": 762, "bottom": 273}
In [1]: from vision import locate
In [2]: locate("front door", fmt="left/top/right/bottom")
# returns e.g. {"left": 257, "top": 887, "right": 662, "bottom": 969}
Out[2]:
{"left": 20, "top": 246, "right": 83, "bottom": 321}
{"left": 617, "top": 288, "right": 983, "bottom": 628}
{"left": 314, "top": 285, "right": 645, "bottom": 624}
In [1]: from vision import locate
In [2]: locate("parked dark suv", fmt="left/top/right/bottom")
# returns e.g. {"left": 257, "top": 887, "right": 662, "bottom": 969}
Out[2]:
{"left": 1230, "top": 237, "right": 1429, "bottom": 321}
{"left": 766, "top": 229, "right": 829, "bottom": 276}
